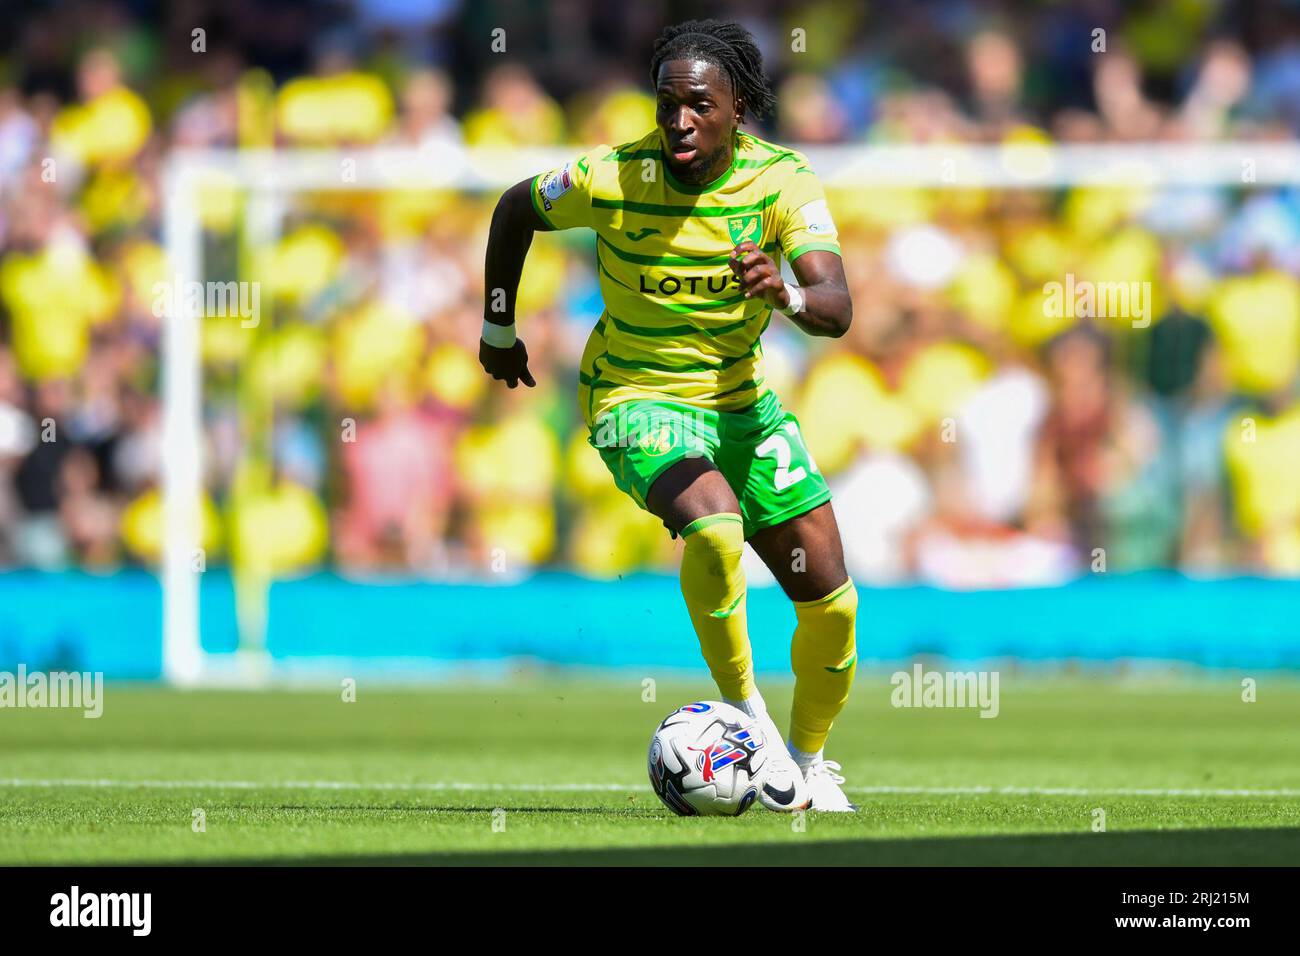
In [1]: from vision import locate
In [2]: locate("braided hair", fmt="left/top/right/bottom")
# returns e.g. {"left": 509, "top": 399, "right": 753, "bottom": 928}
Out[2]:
{"left": 649, "top": 20, "right": 776, "bottom": 122}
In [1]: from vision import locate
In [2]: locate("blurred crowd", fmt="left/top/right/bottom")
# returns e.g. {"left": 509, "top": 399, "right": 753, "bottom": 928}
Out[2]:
{"left": 1, "top": 0, "right": 1299, "bottom": 586}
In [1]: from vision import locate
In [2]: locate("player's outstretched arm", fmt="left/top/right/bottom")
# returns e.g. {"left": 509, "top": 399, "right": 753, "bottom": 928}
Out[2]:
{"left": 730, "top": 243, "right": 852, "bottom": 338}
{"left": 480, "top": 177, "right": 552, "bottom": 388}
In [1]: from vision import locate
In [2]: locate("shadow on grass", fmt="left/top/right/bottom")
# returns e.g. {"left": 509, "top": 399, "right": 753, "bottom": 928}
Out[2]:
{"left": 111, "top": 827, "right": 1300, "bottom": 866}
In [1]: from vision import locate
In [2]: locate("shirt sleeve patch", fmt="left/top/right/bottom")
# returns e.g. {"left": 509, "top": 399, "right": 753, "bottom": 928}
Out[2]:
{"left": 798, "top": 199, "right": 836, "bottom": 235}
{"left": 540, "top": 163, "right": 575, "bottom": 205}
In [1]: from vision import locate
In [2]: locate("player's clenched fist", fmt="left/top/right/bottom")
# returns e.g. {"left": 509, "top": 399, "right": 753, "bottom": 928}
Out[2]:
{"left": 478, "top": 338, "right": 536, "bottom": 389}
{"left": 729, "top": 240, "right": 790, "bottom": 311}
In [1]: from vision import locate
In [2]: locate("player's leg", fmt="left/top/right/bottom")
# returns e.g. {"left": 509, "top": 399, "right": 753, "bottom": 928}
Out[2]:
{"left": 646, "top": 457, "right": 756, "bottom": 707}
{"left": 646, "top": 456, "right": 811, "bottom": 812}
{"left": 747, "top": 502, "right": 857, "bottom": 740}
{"left": 594, "top": 402, "right": 758, "bottom": 709}
{"left": 719, "top": 392, "right": 857, "bottom": 810}
{"left": 748, "top": 503, "right": 859, "bottom": 811}
{"left": 591, "top": 400, "right": 809, "bottom": 811}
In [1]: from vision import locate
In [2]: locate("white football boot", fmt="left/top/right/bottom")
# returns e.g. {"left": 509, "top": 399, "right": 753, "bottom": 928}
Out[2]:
{"left": 755, "top": 713, "right": 811, "bottom": 812}
{"left": 803, "top": 757, "right": 858, "bottom": 812}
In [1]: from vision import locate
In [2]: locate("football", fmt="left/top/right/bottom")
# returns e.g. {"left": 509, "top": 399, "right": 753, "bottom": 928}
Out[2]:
{"left": 647, "top": 701, "right": 768, "bottom": 816}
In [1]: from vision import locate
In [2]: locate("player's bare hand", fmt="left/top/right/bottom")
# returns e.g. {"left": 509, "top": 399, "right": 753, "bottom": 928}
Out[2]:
{"left": 479, "top": 338, "right": 536, "bottom": 389}
{"left": 729, "top": 241, "right": 789, "bottom": 310}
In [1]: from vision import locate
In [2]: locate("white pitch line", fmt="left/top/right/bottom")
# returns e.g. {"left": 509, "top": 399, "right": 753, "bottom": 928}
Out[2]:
{"left": 0, "top": 779, "right": 1298, "bottom": 798}
{"left": 850, "top": 785, "right": 1300, "bottom": 798}
{"left": 0, "top": 778, "right": 630, "bottom": 792}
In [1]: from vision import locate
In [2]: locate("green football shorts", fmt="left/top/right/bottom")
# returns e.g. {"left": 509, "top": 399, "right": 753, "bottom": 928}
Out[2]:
{"left": 590, "top": 390, "right": 832, "bottom": 538}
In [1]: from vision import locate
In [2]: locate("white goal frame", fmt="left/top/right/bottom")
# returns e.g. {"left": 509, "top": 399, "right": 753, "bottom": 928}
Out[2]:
{"left": 159, "top": 141, "right": 1300, "bottom": 685}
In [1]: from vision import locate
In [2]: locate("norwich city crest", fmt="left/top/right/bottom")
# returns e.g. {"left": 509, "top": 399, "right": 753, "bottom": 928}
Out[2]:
{"left": 637, "top": 422, "right": 677, "bottom": 456}
{"left": 727, "top": 214, "right": 761, "bottom": 246}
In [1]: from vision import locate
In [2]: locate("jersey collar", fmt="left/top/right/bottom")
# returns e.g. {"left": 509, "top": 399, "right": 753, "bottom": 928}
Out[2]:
{"left": 662, "top": 131, "right": 741, "bottom": 194}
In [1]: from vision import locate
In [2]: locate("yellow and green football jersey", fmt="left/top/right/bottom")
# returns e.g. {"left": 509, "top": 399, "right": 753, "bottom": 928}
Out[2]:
{"left": 530, "top": 129, "right": 841, "bottom": 428}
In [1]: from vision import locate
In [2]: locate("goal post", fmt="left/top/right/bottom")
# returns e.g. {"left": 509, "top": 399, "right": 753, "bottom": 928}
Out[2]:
{"left": 158, "top": 141, "right": 1300, "bottom": 685}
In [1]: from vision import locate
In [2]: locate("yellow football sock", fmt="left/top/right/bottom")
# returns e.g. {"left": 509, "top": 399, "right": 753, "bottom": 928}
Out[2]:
{"left": 678, "top": 513, "right": 756, "bottom": 703}
{"left": 789, "top": 579, "right": 858, "bottom": 754}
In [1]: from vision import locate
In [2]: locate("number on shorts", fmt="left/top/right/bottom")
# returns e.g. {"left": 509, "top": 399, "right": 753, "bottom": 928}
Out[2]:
{"left": 784, "top": 422, "right": 820, "bottom": 475}
{"left": 756, "top": 425, "right": 808, "bottom": 491}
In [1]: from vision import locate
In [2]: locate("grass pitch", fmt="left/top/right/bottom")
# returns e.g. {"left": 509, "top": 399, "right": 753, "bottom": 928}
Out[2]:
{"left": 2, "top": 674, "right": 1298, "bottom": 865}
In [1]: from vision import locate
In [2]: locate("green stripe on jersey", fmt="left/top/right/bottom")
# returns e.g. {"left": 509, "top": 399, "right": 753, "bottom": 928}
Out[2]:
{"left": 605, "top": 311, "right": 753, "bottom": 339}
{"left": 715, "top": 376, "right": 763, "bottom": 400}
{"left": 786, "top": 241, "right": 842, "bottom": 261}
{"left": 597, "top": 234, "right": 778, "bottom": 268}
{"left": 591, "top": 193, "right": 779, "bottom": 218}
{"left": 600, "top": 340, "right": 757, "bottom": 374}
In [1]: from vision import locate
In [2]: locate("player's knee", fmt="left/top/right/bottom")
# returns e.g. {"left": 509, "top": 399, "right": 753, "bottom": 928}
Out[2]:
{"left": 681, "top": 513, "right": 744, "bottom": 561}
{"left": 823, "top": 579, "right": 857, "bottom": 629}
{"left": 680, "top": 513, "right": 745, "bottom": 600}
{"left": 794, "top": 580, "right": 857, "bottom": 653}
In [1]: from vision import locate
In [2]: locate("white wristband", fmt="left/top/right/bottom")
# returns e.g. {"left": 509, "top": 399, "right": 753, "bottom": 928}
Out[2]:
{"left": 481, "top": 320, "right": 517, "bottom": 349}
{"left": 778, "top": 283, "right": 806, "bottom": 317}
